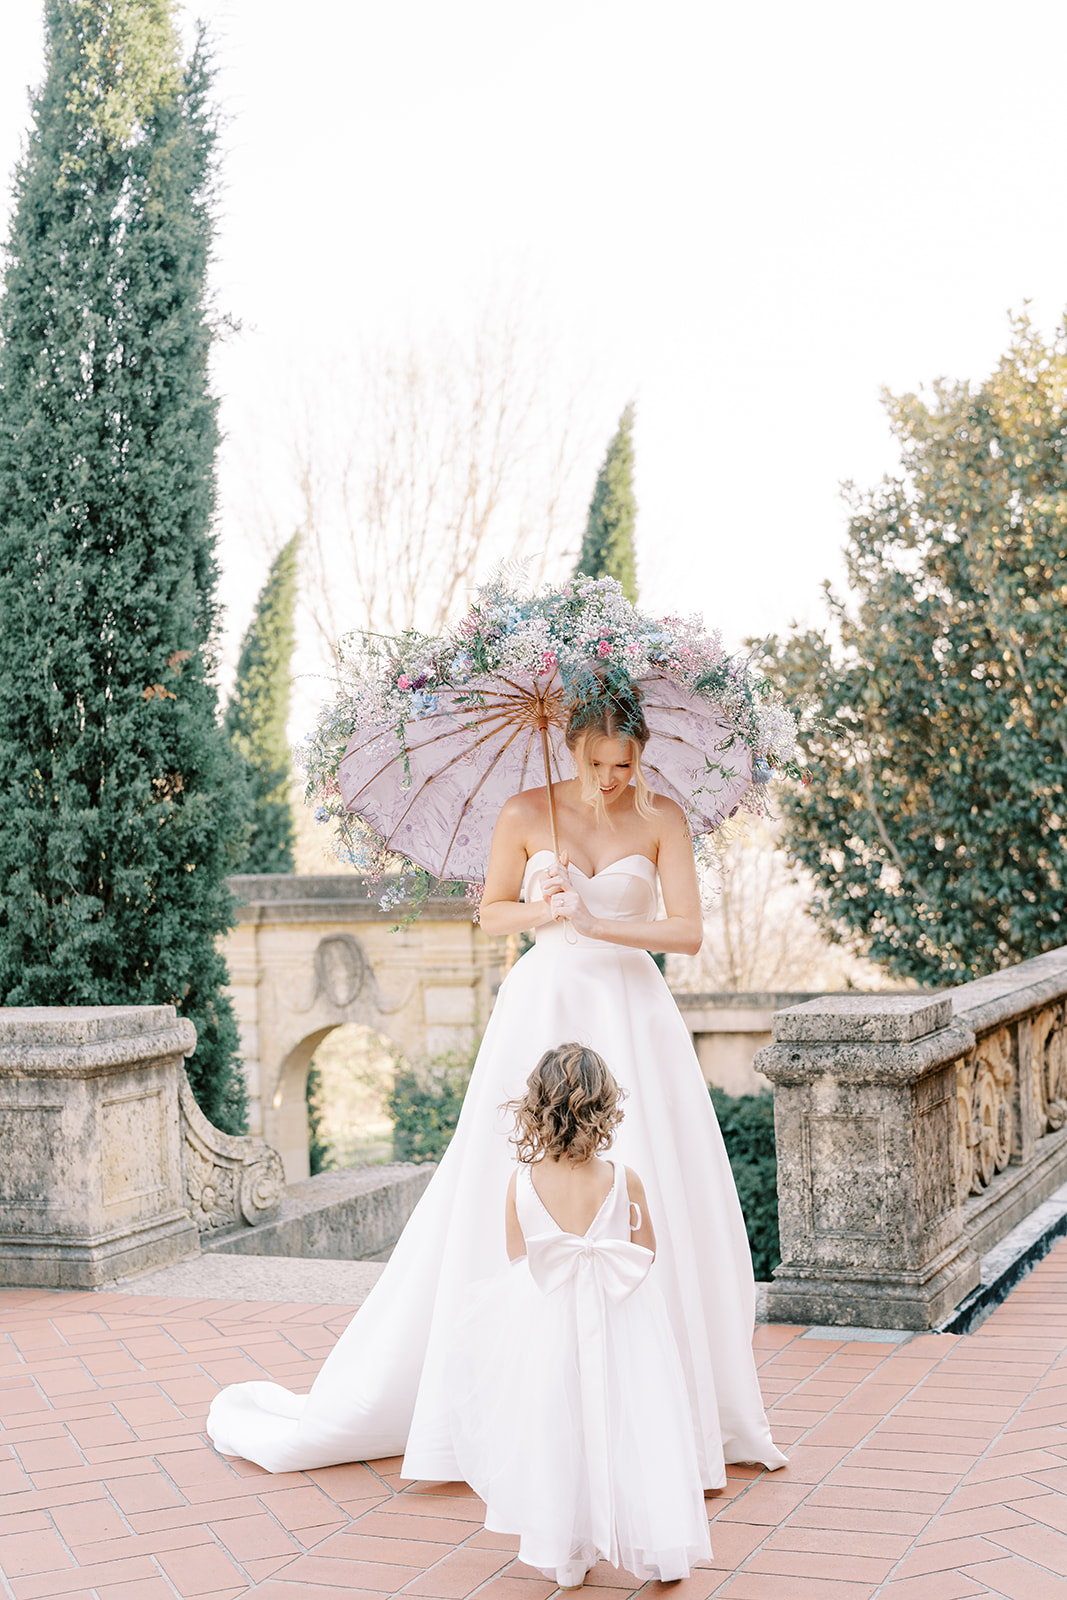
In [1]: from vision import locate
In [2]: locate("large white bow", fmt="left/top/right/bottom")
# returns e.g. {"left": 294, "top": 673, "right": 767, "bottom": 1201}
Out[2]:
{"left": 525, "top": 1232, "right": 655, "bottom": 1566}
{"left": 525, "top": 1232, "right": 654, "bottom": 1302}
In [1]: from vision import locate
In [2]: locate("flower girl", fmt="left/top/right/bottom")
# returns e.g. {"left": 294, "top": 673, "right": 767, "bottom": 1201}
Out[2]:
{"left": 446, "top": 1042, "right": 712, "bottom": 1589}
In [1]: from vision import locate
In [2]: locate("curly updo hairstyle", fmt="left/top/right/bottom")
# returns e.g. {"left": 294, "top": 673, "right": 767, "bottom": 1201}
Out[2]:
{"left": 507, "top": 1042, "right": 626, "bottom": 1164}
{"left": 564, "top": 669, "right": 656, "bottom": 821}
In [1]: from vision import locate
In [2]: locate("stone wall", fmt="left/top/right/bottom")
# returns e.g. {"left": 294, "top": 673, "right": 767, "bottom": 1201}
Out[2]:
{"left": 675, "top": 992, "right": 822, "bottom": 1096}
{"left": 758, "top": 946, "right": 1067, "bottom": 1329}
{"left": 675, "top": 990, "right": 917, "bottom": 1098}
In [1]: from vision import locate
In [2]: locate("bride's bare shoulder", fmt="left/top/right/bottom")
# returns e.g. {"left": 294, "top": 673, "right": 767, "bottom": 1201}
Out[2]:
{"left": 500, "top": 786, "right": 551, "bottom": 820}
{"left": 494, "top": 787, "right": 548, "bottom": 838}
{"left": 648, "top": 791, "right": 687, "bottom": 828}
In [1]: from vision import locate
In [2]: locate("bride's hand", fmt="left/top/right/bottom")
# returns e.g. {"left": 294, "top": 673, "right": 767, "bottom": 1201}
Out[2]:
{"left": 541, "top": 853, "right": 572, "bottom": 902}
{"left": 549, "top": 888, "right": 598, "bottom": 937}
{"left": 544, "top": 855, "right": 598, "bottom": 937}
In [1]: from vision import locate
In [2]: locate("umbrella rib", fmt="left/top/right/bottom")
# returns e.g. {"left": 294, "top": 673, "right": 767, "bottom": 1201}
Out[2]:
{"left": 435, "top": 721, "right": 535, "bottom": 881}
{"left": 340, "top": 704, "right": 542, "bottom": 810}
{"left": 375, "top": 718, "right": 532, "bottom": 859}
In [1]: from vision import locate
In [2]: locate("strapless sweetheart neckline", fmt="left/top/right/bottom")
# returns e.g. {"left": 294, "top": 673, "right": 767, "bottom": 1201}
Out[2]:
{"left": 525, "top": 847, "right": 657, "bottom": 880}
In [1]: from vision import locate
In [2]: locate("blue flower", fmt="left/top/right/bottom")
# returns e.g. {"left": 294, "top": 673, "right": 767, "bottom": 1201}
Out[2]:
{"left": 314, "top": 806, "right": 330, "bottom": 822}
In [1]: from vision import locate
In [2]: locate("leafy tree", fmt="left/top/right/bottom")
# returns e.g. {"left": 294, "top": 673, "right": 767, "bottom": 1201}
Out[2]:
{"left": 575, "top": 402, "right": 638, "bottom": 602}
{"left": 0, "top": 0, "right": 250, "bottom": 1131}
{"left": 226, "top": 535, "right": 299, "bottom": 873}
{"left": 766, "top": 315, "right": 1067, "bottom": 986}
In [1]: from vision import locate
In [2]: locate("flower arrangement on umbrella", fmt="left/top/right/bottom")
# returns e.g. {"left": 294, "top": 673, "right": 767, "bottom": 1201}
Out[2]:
{"left": 302, "top": 573, "right": 798, "bottom": 914}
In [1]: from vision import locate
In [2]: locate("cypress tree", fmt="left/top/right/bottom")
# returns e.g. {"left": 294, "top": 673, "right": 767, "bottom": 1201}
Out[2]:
{"left": 226, "top": 535, "right": 299, "bottom": 874}
{"left": 575, "top": 402, "right": 638, "bottom": 601}
{"left": 0, "top": 0, "right": 251, "bottom": 1132}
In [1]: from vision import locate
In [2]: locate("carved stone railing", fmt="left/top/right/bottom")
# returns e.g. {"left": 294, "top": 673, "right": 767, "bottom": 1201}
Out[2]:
{"left": 178, "top": 1073, "right": 284, "bottom": 1234}
{"left": 756, "top": 946, "right": 1067, "bottom": 1329}
{"left": 0, "top": 1004, "right": 285, "bottom": 1288}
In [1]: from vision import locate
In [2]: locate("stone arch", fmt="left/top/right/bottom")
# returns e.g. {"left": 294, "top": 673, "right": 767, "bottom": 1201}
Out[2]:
{"left": 220, "top": 875, "right": 510, "bottom": 1180}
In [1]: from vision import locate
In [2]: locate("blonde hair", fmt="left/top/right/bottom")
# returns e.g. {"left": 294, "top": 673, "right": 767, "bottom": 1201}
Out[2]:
{"left": 506, "top": 1043, "right": 625, "bottom": 1164}
{"left": 564, "top": 681, "right": 657, "bottom": 823}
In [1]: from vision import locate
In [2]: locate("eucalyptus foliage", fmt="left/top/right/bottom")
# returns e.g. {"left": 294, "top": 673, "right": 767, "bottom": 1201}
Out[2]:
{"left": 226, "top": 535, "right": 299, "bottom": 874}
{"left": 0, "top": 0, "right": 250, "bottom": 1130}
{"left": 576, "top": 403, "right": 638, "bottom": 601}
{"left": 767, "top": 316, "right": 1067, "bottom": 985}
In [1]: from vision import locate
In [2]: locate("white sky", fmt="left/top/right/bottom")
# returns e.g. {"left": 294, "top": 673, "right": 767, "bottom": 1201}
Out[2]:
{"left": 3, "top": 0, "right": 1067, "bottom": 734}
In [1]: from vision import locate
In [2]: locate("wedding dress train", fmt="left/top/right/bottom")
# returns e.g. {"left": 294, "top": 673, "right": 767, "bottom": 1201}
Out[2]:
{"left": 207, "top": 851, "right": 786, "bottom": 1485}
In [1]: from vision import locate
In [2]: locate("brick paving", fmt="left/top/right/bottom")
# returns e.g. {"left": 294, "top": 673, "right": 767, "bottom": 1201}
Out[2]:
{"left": 0, "top": 1240, "right": 1064, "bottom": 1599}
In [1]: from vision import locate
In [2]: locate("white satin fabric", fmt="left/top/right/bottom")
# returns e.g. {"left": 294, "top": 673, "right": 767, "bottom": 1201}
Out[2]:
{"left": 206, "top": 851, "right": 786, "bottom": 1484}
{"left": 446, "top": 1163, "right": 711, "bottom": 1586}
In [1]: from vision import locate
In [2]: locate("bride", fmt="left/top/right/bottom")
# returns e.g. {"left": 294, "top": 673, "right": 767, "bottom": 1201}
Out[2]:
{"left": 207, "top": 684, "right": 786, "bottom": 1486}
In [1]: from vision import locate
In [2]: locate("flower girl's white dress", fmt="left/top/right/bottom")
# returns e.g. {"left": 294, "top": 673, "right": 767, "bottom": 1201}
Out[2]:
{"left": 448, "top": 1162, "right": 712, "bottom": 1586}
{"left": 208, "top": 852, "right": 786, "bottom": 1483}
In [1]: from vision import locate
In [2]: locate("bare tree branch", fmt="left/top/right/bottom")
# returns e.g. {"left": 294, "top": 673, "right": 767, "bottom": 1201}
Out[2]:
{"left": 671, "top": 819, "right": 896, "bottom": 994}
{"left": 295, "top": 313, "right": 587, "bottom": 665}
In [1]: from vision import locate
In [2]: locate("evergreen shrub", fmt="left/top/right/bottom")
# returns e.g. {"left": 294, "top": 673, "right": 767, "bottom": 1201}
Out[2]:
{"left": 710, "top": 1087, "right": 781, "bottom": 1280}
{"left": 389, "top": 1047, "right": 476, "bottom": 1163}
{"left": 306, "top": 1064, "right": 332, "bottom": 1176}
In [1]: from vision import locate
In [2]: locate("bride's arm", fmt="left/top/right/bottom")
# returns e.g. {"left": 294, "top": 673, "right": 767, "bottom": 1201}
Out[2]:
{"left": 478, "top": 795, "right": 554, "bottom": 936}
{"left": 554, "top": 800, "right": 703, "bottom": 956}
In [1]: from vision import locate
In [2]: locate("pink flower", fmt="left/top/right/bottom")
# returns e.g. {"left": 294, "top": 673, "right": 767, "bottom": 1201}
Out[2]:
{"left": 397, "top": 674, "right": 411, "bottom": 690}
{"left": 597, "top": 640, "right": 611, "bottom": 658}
{"left": 539, "top": 650, "right": 558, "bottom": 675}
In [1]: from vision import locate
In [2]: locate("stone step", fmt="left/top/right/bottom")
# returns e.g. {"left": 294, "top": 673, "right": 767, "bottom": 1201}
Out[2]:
{"left": 200, "top": 1161, "right": 434, "bottom": 1263}
{"left": 111, "top": 1251, "right": 386, "bottom": 1305}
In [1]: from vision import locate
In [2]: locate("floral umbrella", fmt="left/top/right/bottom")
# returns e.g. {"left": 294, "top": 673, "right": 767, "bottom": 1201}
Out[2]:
{"left": 304, "top": 575, "right": 797, "bottom": 899}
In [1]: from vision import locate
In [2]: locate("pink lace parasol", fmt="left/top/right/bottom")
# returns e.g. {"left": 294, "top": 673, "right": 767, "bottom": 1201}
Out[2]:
{"left": 337, "top": 669, "right": 752, "bottom": 884}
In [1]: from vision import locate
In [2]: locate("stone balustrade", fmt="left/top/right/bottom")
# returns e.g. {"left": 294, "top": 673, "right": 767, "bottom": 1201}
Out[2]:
{"left": 757, "top": 945, "right": 1067, "bottom": 1329}
{"left": 0, "top": 1006, "right": 284, "bottom": 1288}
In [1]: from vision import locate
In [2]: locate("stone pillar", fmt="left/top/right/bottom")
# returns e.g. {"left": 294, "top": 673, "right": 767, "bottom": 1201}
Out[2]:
{"left": 758, "top": 994, "right": 981, "bottom": 1330}
{"left": 0, "top": 1006, "right": 201, "bottom": 1288}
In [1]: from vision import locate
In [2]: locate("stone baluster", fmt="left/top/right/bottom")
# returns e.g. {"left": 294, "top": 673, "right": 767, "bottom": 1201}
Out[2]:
{"left": 756, "top": 994, "right": 980, "bottom": 1330}
{"left": 0, "top": 1005, "right": 202, "bottom": 1288}
{"left": 0, "top": 1004, "right": 285, "bottom": 1289}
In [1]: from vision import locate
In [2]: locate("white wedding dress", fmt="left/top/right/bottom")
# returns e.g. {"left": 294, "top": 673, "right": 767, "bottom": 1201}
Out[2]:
{"left": 447, "top": 1161, "right": 713, "bottom": 1585}
{"left": 207, "top": 851, "right": 786, "bottom": 1485}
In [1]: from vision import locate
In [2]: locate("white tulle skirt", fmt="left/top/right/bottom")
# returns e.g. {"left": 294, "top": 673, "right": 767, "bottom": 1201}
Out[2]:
{"left": 447, "top": 1257, "right": 712, "bottom": 1584}
{"left": 207, "top": 938, "right": 786, "bottom": 1485}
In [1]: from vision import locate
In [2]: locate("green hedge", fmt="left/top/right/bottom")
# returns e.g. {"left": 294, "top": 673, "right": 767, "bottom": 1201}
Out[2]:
{"left": 390, "top": 1048, "right": 475, "bottom": 1163}
{"left": 306, "top": 1064, "right": 332, "bottom": 1175}
{"left": 710, "top": 1087, "right": 780, "bottom": 1280}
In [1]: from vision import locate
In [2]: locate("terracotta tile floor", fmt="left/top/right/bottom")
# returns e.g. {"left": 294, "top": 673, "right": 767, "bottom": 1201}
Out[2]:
{"left": 0, "top": 1240, "right": 1064, "bottom": 1599}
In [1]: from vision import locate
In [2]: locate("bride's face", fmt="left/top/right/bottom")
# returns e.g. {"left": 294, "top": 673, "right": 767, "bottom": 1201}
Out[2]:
{"left": 589, "top": 736, "right": 634, "bottom": 807}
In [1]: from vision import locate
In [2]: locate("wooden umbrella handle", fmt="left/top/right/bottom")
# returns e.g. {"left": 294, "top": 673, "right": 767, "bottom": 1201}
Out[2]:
{"left": 538, "top": 721, "right": 561, "bottom": 860}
